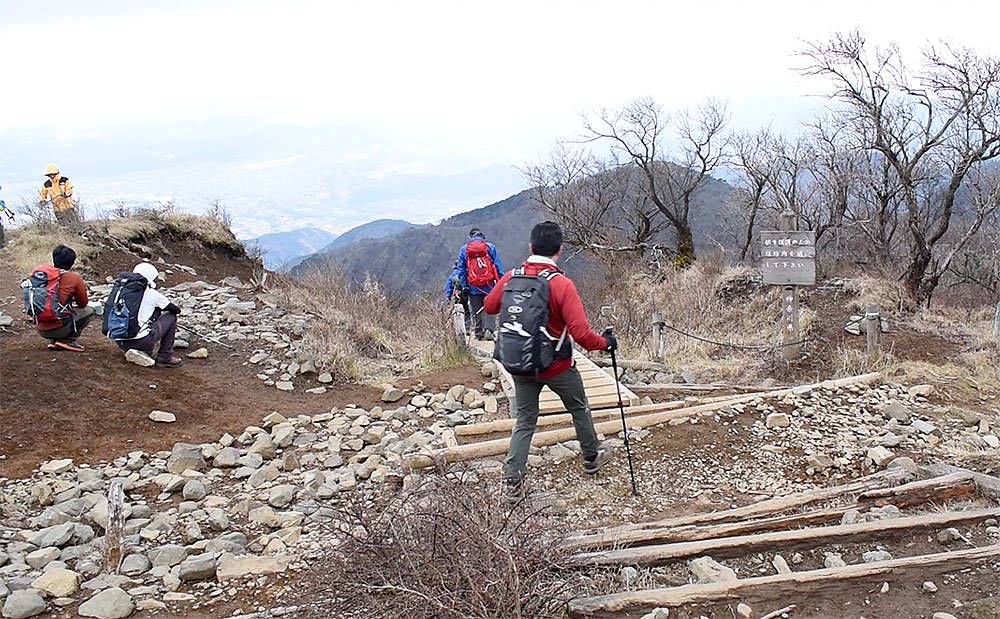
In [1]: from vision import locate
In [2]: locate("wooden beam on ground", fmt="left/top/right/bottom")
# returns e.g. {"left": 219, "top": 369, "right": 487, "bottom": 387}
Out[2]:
{"left": 565, "top": 506, "right": 853, "bottom": 552}
{"left": 629, "top": 383, "right": 769, "bottom": 397}
{"left": 566, "top": 544, "right": 1000, "bottom": 618}
{"left": 919, "top": 463, "right": 1000, "bottom": 502}
{"left": 404, "top": 372, "right": 881, "bottom": 468}
{"left": 576, "top": 469, "right": 907, "bottom": 541}
{"left": 571, "top": 507, "right": 1000, "bottom": 567}
{"left": 856, "top": 472, "right": 976, "bottom": 508}
{"left": 593, "top": 358, "right": 666, "bottom": 371}
{"left": 565, "top": 472, "right": 974, "bottom": 552}
{"left": 455, "top": 393, "right": 731, "bottom": 437}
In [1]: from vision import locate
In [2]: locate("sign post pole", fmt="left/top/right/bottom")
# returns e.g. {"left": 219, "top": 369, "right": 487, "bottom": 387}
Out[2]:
{"left": 761, "top": 211, "right": 815, "bottom": 361}
{"left": 779, "top": 212, "right": 800, "bottom": 361}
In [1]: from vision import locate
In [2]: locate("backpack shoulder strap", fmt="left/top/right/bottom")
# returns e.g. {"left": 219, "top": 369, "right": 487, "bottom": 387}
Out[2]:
{"left": 537, "top": 268, "right": 561, "bottom": 281}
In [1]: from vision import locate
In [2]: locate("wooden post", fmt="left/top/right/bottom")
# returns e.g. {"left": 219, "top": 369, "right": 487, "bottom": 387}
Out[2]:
{"left": 104, "top": 480, "right": 125, "bottom": 573}
{"left": 865, "top": 303, "right": 881, "bottom": 362}
{"left": 650, "top": 312, "right": 664, "bottom": 360}
{"left": 452, "top": 302, "right": 467, "bottom": 346}
{"left": 993, "top": 297, "right": 1000, "bottom": 339}
{"left": 780, "top": 212, "right": 800, "bottom": 361}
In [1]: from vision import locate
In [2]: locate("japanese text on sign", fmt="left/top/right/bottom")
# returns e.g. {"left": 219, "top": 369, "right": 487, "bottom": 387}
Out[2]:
{"left": 761, "top": 231, "right": 816, "bottom": 286}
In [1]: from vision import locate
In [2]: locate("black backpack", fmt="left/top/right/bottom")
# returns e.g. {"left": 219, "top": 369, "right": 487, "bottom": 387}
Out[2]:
{"left": 493, "top": 268, "right": 571, "bottom": 376}
{"left": 102, "top": 272, "right": 148, "bottom": 339}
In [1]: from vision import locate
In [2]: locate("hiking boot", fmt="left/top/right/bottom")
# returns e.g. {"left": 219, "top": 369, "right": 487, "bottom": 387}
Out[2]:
{"left": 483, "top": 330, "right": 495, "bottom": 341}
{"left": 582, "top": 442, "right": 613, "bottom": 475}
{"left": 503, "top": 476, "right": 527, "bottom": 505}
{"left": 156, "top": 355, "right": 183, "bottom": 368}
{"left": 53, "top": 340, "right": 85, "bottom": 352}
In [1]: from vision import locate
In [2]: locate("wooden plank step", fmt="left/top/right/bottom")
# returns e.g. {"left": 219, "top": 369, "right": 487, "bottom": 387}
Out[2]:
{"left": 566, "top": 544, "right": 1000, "bottom": 617}
{"left": 564, "top": 473, "right": 976, "bottom": 552}
{"left": 571, "top": 507, "right": 1000, "bottom": 567}
{"left": 574, "top": 469, "right": 907, "bottom": 539}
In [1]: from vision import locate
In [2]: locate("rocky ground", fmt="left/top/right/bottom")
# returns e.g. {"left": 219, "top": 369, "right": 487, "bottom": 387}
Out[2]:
{"left": 2, "top": 235, "right": 999, "bottom": 618}
{"left": 3, "top": 366, "right": 997, "bottom": 618}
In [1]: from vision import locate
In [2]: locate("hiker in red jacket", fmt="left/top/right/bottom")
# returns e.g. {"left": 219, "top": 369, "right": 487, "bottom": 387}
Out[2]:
{"left": 27, "top": 245, "right": 94, "bottom": 352}
{"left": 485, "top": 220, "right": 617, "bottom": 501}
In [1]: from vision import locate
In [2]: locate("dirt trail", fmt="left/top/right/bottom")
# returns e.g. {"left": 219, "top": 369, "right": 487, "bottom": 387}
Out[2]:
{"left": 0, "top": 240, "right": 481, "bottom": 479}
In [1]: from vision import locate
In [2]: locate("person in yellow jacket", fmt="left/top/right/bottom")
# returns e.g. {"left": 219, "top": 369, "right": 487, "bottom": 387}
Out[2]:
{"left": 40, "top": 164, "right": 78, "bottom": 225}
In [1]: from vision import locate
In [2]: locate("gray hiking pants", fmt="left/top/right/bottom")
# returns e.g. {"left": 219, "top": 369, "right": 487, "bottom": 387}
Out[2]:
{"left": 115, "top": 313, "right": 178, "bottom": 362}
{"left": 504, "top": 363, "right": 600, "bottom": 482}
{"left": 468, "top": 293, "right": 495, "bottom": 338}
{"left": 37, "top": 306, "right": 94, "bottom": 342}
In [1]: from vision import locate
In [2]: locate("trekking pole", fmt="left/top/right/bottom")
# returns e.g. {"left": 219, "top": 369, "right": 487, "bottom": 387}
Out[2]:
{"left": 183, "top": 326, "right": 236, "bottom": 350}
{"left": 599, "top": 310, "right": 639, "bottom": 497}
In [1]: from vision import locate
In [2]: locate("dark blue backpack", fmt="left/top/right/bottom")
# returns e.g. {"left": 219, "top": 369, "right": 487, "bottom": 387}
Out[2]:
{"left": 101, "top": 272, "right": 148, "bottom": 339}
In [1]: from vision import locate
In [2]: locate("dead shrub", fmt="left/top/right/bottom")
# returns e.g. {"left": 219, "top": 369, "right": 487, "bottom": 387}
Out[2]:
{"left": 306, "top": 471, "right": 593, "bottom": 619}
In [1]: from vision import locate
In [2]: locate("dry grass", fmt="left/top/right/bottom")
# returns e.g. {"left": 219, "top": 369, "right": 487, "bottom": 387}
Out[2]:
{"left": 591, "top": 261, "right": 788, "bottom": 382}
{"left": 88, "top": 210, "right": 243, "bottom": 253}
{"left": 842, "top": 275, "right": 915, "bottom": 314}
{"left": 4, "top": 222, "right": 95, "bottom": 274}
{"left": 268, "top": 266, "right": 467, "bottom": 383}
{"left": 833, "top": 347, "right": 896, "bottom": 379}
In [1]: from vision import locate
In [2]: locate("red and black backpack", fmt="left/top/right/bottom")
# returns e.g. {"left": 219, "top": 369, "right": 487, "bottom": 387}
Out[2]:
{"left": 21, "top": 265, "right": 73, "bottom": 325}
{"left": 465, "top": 239, "right": 498, "bottom": 288}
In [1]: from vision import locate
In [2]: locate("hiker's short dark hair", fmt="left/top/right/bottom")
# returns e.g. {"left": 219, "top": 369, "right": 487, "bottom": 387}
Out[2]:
{"left": 52, "top": 245, "right": 76, "bottom": 270}
{"left": 469, "top": 227, "right": 483, "bottom": 238}
{"left": 530, "top": 221, "right": 562, "bottom": 257}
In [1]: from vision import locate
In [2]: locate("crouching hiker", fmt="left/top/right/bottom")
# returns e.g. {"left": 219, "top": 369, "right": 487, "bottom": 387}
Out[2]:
{"left": 103, "top": 262, "right": 183, "bottom": 368}
{"left": 22, "top": 244, "right": 93, "bottom": 351}
{"left": 485, "top": 221, "right": 618, "bottom": 502}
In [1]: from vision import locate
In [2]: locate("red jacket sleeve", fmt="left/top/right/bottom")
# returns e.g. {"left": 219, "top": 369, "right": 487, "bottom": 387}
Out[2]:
{"left": 551, "top": 276, "right": 607, "bottom": 351}
{"left": 483, "top": 271, "right": 511, "bottom": 315}
{"left": 69, "top": 273, "right": 89, "bottom": 307}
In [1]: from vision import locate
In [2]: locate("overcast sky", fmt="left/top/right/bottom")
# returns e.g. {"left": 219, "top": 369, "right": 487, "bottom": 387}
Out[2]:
{"left": 2, "top": 0, "right": 998, "bottom": 237}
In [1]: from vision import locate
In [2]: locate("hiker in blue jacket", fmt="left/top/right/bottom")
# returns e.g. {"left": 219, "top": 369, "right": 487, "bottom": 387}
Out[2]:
{"left": 457, "top": 228, "right": 504, "bottom": 340}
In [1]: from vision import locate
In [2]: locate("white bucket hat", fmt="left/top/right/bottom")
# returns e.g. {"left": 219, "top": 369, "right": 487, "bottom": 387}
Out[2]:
{"left": 133, "top": 262, "right": 159, "bottom": 288}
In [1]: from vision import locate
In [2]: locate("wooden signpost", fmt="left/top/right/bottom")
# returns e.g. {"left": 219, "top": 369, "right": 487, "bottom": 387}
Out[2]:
{"left": 761, "top": 212, "right": 816, "bottom": 361}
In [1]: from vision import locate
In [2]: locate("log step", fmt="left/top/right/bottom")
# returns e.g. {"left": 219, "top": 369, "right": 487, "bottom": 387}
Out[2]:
{"left": 572, "top": 507, "right": 1000, "bottom": 567}
{"left": 565, "top": 472, "right": 976, "bottom": 552}
{"left": 566, "top": 544, "right": 1000, "bottom": 617}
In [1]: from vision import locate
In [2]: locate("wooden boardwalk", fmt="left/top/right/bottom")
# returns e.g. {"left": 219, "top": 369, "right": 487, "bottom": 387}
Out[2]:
{"left": 470, "top": 340, "right": 639, "bottom": 415}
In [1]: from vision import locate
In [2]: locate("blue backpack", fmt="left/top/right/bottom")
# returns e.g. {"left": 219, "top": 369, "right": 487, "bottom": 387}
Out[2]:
{"left": 101, "top": 272, "right": 148, "bottom": 339}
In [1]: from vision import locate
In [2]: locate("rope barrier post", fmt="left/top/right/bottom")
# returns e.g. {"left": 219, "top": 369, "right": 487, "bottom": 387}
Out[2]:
{"left": 993, "top": 297, "right": 1000, "bottom": 340}
{"left": 780, "top": 212, "right": 801, "bottom": 361}
{"left": 650, "top": 312, "right": 665, "bottom": 360}
{"left": 452, "top": 302, "right": 468, "bottom": 348}
{"left": 865, "top": 303, "right": 881, "bottom": 362}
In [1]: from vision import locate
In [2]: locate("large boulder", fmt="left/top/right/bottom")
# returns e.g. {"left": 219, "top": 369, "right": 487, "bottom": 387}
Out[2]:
{"left": 2, "top": 590, "right": 46, "bottom": 618}
{"left": 30, "top": 568, "right": 80, "bottom": 597}
{"left": 166, "top": 443, "right": 206, "bottom": 474}
{"left": 77, "top": 587, "right": 134, "bottom": 618}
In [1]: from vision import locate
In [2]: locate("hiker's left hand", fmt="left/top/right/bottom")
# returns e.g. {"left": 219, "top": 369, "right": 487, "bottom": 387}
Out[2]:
{"left": 602, "top": 328, "right": 617, "bottom": 352}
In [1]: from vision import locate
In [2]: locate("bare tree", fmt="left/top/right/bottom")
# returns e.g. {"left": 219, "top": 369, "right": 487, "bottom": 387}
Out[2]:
{"left": 528, "top": 98, "right": 728, "bottom": 266}
{"left": 728, "top": 130, "right": 776, "bottom": 262}
{"left": 524, "top": 144, "right": 667, "bottom": 261}
{"left": 802, "top": 31, "right": 1000, "bottom": 304}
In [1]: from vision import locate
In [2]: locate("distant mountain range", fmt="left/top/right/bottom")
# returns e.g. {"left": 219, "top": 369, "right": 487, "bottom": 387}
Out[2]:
{"left": 317, "top": 219, "right": 419, "bottom": 254}
{"left": 243, "top": 227, "right": 338, "bottom": 270}
{"left": 288, "top": 170, "right": 735, "bottom": 295}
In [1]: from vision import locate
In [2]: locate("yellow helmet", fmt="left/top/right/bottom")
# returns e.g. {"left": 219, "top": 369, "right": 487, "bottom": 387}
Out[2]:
{"left": 44, "top": 164, "right": 59, "bottom": 176}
